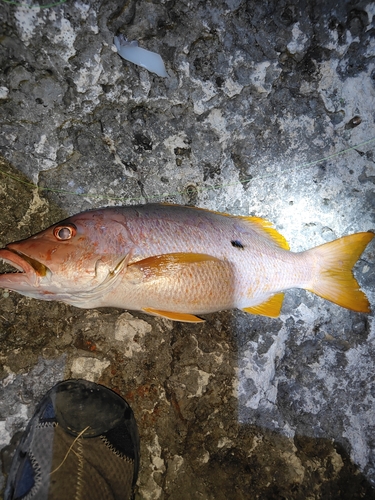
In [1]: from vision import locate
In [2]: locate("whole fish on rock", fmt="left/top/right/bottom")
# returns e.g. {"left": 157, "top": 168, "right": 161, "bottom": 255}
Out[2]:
{"left": 0, "top": 204, "right": 373, "bottom": 322}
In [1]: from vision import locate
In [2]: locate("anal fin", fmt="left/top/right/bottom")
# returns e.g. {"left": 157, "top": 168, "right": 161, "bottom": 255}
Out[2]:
{"left": 243, "top": 293, "right": 284, "bottom": 318}
{"left": 143, "top": 307, "right": 205, "bottom": 323}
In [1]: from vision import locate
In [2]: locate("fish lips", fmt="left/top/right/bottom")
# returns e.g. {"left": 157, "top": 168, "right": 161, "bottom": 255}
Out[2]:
{"left": 0, "top": 248, "right": 50, "bottom": 281}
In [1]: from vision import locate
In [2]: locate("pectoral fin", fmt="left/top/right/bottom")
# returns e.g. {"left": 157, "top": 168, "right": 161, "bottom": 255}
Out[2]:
{"left": 243, "top": 293, "right": 284, "bottom": 318}
{"left": 142, "top": 307, "right": 205, "bottom": 323}
{"left": 129, "top": 253, "right": 221, "bottom": 279}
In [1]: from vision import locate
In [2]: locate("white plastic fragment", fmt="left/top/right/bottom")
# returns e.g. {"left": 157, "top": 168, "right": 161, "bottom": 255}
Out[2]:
{"left": 114, "top": 34, "right": 168, "bottom": 78}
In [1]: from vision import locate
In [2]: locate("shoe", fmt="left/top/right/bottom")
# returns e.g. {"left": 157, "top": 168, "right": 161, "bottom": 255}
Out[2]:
{"left": 4, "top": 379, "right": 140, "bottom": 500}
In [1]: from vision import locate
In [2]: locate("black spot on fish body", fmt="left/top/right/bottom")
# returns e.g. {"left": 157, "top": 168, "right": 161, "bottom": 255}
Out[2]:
{"left": 231, "top": 240, "right": 245, "bottom": 249}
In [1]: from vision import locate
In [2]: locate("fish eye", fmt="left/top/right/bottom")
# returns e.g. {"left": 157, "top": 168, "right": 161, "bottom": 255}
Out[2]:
{"left": 53, "top": 223, "right": 77, "bottom": 241}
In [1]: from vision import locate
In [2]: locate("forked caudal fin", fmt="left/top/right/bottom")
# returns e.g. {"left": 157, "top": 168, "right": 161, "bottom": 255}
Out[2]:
{"left": 306, "top": 232, "right": 374, "bottom": 312}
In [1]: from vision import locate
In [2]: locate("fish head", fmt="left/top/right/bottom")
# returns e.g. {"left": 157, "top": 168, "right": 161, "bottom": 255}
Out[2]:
{"left": 0, "top": 210, "right": 131, "bottom": 302}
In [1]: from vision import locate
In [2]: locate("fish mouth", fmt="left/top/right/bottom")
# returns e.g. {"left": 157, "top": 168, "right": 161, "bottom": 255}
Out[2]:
{"left": 0, "top": 248, "right": 50, "bottom": 277}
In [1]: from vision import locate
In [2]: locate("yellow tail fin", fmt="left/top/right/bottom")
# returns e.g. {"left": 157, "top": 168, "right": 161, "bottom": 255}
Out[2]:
{"left": 306, "top": 232, "right": 374, "bottom": 312}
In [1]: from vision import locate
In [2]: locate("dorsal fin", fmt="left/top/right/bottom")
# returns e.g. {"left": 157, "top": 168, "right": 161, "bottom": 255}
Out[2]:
{"left": 242, "top": 216, "right": 289, "bottom": 250}
{"left": 160, "top": 204, "right": 289, "bottom": 250}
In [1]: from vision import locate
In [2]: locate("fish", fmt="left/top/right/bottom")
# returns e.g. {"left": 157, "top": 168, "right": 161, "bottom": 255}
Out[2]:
{"left": 0, "top": 203, "right": 373, "bottom": 322}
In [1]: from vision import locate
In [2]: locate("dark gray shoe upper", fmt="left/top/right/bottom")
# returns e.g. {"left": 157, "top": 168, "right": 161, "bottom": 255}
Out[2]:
{"left": 5, "top": 379, "right": 140, "bottom": 500}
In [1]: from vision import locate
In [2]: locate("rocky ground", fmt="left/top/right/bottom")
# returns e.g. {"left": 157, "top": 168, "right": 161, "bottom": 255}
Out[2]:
{"left": 0, "top": 0, "right": 375, "bottom": 498}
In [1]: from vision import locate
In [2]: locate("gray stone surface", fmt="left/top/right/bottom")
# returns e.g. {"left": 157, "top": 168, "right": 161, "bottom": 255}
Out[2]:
{"left": 0, "top": 0, "right": 375, "bottom": 498}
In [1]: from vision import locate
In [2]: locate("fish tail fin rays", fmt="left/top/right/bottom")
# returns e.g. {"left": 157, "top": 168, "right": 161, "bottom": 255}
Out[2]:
{"left": 243, "top": 293, "right": 284, "bottom": 317}
{"left": 306, "top": 232, "right": 374, "bottom": 313}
